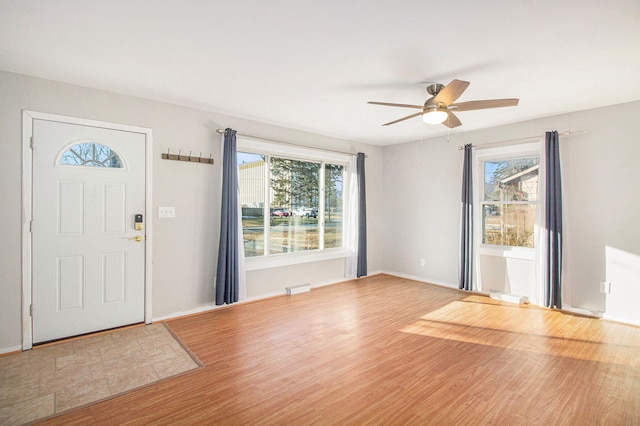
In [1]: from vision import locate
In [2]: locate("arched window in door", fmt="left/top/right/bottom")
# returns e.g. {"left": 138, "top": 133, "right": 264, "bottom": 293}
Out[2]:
{"left": 59, "top": 142, "right": 124, "bottom": 168}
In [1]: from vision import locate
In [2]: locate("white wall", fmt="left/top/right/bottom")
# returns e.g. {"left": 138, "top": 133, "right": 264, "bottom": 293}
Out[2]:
{"left": 0, "top": 70, "right": 384, "bottom": 352}
{"left": 3, "top": 68, "right": 638, "bottom": 352}
{"left": 382, "top": 100, "right": 640, "bottom": 323}
{"left": 381, "top": 136, "right": 461, "bottom": 286}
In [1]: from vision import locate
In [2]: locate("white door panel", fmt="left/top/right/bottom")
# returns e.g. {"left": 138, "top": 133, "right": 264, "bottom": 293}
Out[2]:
{"left": 32, "top": 119, "right": 146, "bottom": 343}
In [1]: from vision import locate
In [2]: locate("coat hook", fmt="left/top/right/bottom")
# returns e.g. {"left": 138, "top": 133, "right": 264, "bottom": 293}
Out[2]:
{"left": 163, "top": 148, "right": 213, "bottom": 165}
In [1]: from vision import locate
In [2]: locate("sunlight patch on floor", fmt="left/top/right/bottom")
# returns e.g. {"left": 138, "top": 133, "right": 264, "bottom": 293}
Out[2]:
{"left": 400, "top": 297, "right": 640, "bottom": 366}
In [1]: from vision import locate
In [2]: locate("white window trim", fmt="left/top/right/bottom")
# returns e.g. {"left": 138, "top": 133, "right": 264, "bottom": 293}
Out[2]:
{"left": 244, "top": 247, "right": 351, "bottom": 271}
{"left": 237, "top": 136, "right": 352, "bottom": 270}
{"left": 238, "top": 137, "right": 352, "bottom": 164}
{"left": 474, "top": 141, "right": 544, "bottom": 299}
{"left": 474, "top": 141, "right": 542, "bottom": 260}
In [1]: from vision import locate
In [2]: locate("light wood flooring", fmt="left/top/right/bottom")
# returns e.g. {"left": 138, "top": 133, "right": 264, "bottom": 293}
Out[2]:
{"left": 36, "top": 274, "right": 640, "bottom": 425}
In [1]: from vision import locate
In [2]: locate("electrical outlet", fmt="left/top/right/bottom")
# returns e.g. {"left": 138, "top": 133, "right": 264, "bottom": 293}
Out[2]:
{"left": 600, "top": 281, "right": 611, "bottom": 294}
{"left": 158, "top": 206, "right": 175, "bottom": 218}
{"left": 420, "top": 258, "right": 426, "bottom": 267}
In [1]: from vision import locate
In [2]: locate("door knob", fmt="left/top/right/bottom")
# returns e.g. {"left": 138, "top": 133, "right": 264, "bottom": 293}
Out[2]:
{"left": 129, "top": 235, "right": 143, "bottom": 242}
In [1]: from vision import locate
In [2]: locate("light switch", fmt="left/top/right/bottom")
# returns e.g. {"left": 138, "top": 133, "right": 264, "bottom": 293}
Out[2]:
{"left": 158, "top": 206, "right": 175, "bottom": 218}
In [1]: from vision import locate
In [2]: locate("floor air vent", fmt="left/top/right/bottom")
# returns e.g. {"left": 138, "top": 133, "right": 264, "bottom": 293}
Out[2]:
{"left": 489, "top": 291, "right": 530, "bottom": 305}
{"left": 286, "top": 284, "right": 311, "bottom": 295}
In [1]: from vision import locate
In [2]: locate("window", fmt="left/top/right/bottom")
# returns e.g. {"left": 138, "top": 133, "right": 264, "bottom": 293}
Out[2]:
{"left": 268, "top": 157, "right": 321, "bottom": 255}
{"left": 60, "top": 142, "right": 123, "bottom": 168}
{"left": 324, "top": 163, "right": 343, "bottom": 249}
{"left": 237, "top": 142, "right": 347, "bottom": 259}
{"left": 481, "top": 155, "right": 539, "bottom": 248}
{"left": 238, "top": 152, "right": 267, "bottom": 257}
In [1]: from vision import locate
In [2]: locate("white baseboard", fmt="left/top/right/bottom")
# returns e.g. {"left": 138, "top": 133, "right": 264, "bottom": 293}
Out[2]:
{"left": 155, "top": 272, "right": 640, "bottom": 328}
{"left": 152, "top": 304, "right": 219, "bottom": 322}
{"left": 153, "top": 276, "right": 358, "bottom": 322}
{"left": 311, "top": 276, "right": 355, "bottom": 288}
{"left": 152, "top": 290, "right": 283, "bottom": 322}
{"left": 602, "top": 313, "right": 639, "bottom": 326}
{"left": 380, "top": 270, "right": 457, "bottom": 289}
{"left": 562, "top": 305, "right": 603, "bottom": 318}
{"left": 0, "top": 345, "right": 22, "bottom": 355}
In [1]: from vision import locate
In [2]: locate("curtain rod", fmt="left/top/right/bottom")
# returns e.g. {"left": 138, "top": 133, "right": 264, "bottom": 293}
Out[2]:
{"left": 457, "top": 130, "right": 588, "bottom": 150}
{"left": 216, "top": 128, "right": 364, "bottom": 157}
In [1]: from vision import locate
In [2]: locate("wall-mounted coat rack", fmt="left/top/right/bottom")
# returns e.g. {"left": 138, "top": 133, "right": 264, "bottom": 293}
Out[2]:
{"left": 161, "top": 149, "right": 214, "bottom": 165}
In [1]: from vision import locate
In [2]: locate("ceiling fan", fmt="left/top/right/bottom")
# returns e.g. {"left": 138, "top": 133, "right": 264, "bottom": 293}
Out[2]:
{"left": 368, "top": 79, "right": 519, "bottom": 128}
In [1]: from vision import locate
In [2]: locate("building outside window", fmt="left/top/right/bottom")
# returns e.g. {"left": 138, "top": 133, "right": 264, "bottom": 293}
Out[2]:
{"left": 237, "top": 146, "right": 345, "bottom": 258}
{"left": 481, "top": 156, "right": 540, "bottom": 248}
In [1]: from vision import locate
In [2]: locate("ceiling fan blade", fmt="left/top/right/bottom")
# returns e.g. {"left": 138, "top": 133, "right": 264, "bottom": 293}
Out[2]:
{"left": 382, "top": 111, "right": 424, "bottom": 126}
{"left": 368, "top": 101, "right": 424, "bottom": 109}
{"left": 443, "top": 111, "right": 462, "bottom": 128}
{"left": 450, "top": 98, "right": 519, "bottom": 111}
{"left": 433, "top": 79, "right": 470, "bottom": 106}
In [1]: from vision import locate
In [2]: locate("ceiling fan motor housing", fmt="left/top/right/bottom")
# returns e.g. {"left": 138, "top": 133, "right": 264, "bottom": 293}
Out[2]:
{"left": 426, "top": 83, "right": 445, "bottom": 96}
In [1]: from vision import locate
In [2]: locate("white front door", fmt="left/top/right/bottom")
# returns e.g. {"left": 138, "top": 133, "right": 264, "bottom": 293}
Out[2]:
{"left": 31, "top": 118, "right": 146, "bottom": 343}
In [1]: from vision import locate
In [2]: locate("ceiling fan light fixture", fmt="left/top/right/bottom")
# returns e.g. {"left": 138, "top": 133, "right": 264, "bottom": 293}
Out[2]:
{"left": 422, "top": 107, "right": 448, "bottom": 125}
{"left": 369, "top": 79, "right": 518, "bottom": 128}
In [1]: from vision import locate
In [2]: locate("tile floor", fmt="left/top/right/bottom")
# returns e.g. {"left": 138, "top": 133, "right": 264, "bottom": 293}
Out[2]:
{"left": 0, "top": 323, "right": 201, "bottom": 425}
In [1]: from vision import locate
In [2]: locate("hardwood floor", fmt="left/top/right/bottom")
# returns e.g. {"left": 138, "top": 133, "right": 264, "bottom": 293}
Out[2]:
{"left": 38, "top": 274, "right": 640, "bottom": 425}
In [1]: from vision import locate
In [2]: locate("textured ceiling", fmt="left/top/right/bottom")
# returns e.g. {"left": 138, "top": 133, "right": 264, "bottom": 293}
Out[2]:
{"left": 1, "top": 0, "right": 639, "bottom": 146}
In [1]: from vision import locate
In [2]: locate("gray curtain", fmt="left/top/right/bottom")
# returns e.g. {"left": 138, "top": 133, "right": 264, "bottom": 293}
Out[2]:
{"left": 356, "top": 152, "right": 367, "bottom": 277}
{"left": 459, "top": 143, "right": 473, "bottom": 290}
{"left": 544, "top": 131, "right": 563, "bottom": 308}
{"left": 215, "top": 128, "right": 239, "bottom": 305}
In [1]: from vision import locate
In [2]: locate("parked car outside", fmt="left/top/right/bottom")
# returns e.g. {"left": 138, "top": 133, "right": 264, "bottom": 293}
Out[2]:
{"left": 292, "top": 207, "right": 318, "bottom": 218}
{"left": 271, "top": 209, "right": 290, "bottom": 217}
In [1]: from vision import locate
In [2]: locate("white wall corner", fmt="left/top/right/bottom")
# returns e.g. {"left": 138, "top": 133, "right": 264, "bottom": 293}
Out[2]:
{"left": 380, "top": 270, "right": 457, "bottom": 289}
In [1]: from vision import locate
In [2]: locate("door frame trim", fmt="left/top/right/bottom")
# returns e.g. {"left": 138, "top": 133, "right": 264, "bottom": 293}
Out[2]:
{"left": 21, "top": 110, "right": 154, "bottom": 350}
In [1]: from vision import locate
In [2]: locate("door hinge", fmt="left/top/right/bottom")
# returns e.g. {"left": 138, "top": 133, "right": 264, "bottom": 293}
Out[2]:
{"left": 30, "top": 136, "right": 34, "bottom": 149}
{"left": 29, "top": 304, "right": 33, "bottom": 316}
{"left": 30, "top": 220, "right": 33, "bottom": 233}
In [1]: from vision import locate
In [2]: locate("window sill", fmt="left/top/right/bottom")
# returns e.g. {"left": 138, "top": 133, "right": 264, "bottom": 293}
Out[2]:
{"left": 478, "top": 245, "right": 536, "bottom": 261}
{"left": 244, "top": 248, "right": 351, "bottom": 271}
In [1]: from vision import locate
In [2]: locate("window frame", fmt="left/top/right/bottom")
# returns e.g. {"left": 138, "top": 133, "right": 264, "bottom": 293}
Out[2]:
{"left": 237, "top": 136, "right": 352, "bottom": 270}
{"left": 57, "top": 140, "right": 126, "bottom": 169}
{"left": 474, "top": 142, "right": 542, "bottom": 261}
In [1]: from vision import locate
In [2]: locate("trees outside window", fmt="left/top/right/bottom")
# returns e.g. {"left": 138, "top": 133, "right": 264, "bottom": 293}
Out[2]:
{"left": 238, "top": 151, "right": 345, "bottom": 257}
{"left": 482, "top": 156, "right": 539, "bottom": 248}
{"left": 60, "top": 142, "right": 123, "bottom": 168}
{"left": 324, "top": 163, "right": 343, "bottom": 249}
